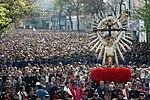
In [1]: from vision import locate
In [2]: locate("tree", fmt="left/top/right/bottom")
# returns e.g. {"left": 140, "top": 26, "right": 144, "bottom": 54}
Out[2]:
{"left": 82, "top": 0, "right": 108, "bottom": 19}
{"left": 135, "top": 0, "right": 150, "bottom": 43}
{"left": 52, "top": 0, "right": 66, "bottom": 30}
{"left": 0, "top": 5, "right": 12, "bottom": 33}
{"left": 63, "top": 0, "right": 84, "bottom": 31}
{"left": 52, "top": 0, "right": 81, "bottom": 31}
{"left": 0, "top": 0, "right": 35, "bottom": 33}
{"left": 63, "top": 5, "right": 74, "bottom": 30}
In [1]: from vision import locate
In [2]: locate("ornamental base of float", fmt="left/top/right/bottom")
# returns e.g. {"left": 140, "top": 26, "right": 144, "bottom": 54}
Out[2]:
{"left": 90, "top": 67, "right": 132, "bottom": 84}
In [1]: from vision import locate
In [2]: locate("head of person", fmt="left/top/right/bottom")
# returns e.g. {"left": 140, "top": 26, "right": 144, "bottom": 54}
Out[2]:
{"left": 45, "top": 95, "right": 50, "bottom": 100}
{"left": 118, "top": 92, "right": 124, "bottom": 99}
{"left": 85, "top": 82, "right": 91, "bottom": 88}
{"left": 124, "top": 84, "right": 129, "bottom": 90}
{"left": 72, "top": 82, "right": 77, "bottom": 90}
{"left": 108, "top": 84, "right": 113, "bottom": 91}
{"left": 29, "top": 87, "right": 34, "bottom": 95}
{"left": 4, "top": 86, "right": 10, "bottom": 93}
{"left": 139, "top": 93, "right": 145, "bottom": 100}
{"left": 13, "top": 94, "right": 19, "bottom": 100}
{"left": 93, "top": 93, "right": 99, "bottom": 100}
{"left": 53, "top": 82, "right": 57, "bottom": 87}
{"left": 82, "top": 92, "right": 88, "bottom": 100}
{"left": 104, "top": 93, "right": 111, "bottom": 100}
{"left": 145, "top": 88, "right": 149, "bottom": 95}
{"left": 65, "top": 81, "right": 70, "bottom": 88}
{"left": 142, "top": 83, "right": 147, "bottom": 90}
{"left": 60, "top": 84, "right": 65, "bottom": 90}
{"left": 127, "top": 82, "right": 132, "bottom": 88}
{"left": 18, "top": 77, "right": 22, "bottom": 82}
{"left": 131, "top": 83, "right": 136, "bottom": 90}
{"left": 38, "top": 85, "right": 43, "bottom": 89}
{"left": 76, "top": 75, "right": 80, "bottom": 80}
{"left": 100, "top": 81, "right": 104, "bottom": 87}
{"left": 40, "top": 78, "right": 45, "bottom": 84}
{"left": 10, "top": 88, "right": 16, "bottom": 95}
{"left": 51, "top": 77, "right": 55, "bottom": 82}
{"left": 20, "top": 86, "right": 25, "bottom": 92}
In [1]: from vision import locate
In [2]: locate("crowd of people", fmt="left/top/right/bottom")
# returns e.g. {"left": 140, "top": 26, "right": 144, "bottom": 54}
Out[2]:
{"left": 0, "top": 29, "right": 150, "bottom": 100}
{"left": 0, "top": 29, "right": 97, "bottom": 67}
{"left": 0, "top": 62, "right": 150, "bottom": 100}
{"left": 124, "top": 40, "right": 150, "bottom": 65}
{"left": 1, "top": 29, "right": 150, "bottom": 67}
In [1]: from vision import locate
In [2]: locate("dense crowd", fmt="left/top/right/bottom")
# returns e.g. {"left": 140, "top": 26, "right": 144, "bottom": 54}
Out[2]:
{"left": 0, "top": 29, "right": 150, "bottom": 100}
{"left": 0, "top": 29, "right": 97, "bottom": 67}
{"left": 0, "top": 63, "right": 150, "bottom": 100}
{"left": 124, "top": 40, "right": 150, "bottom": 65}
{"left": 1, "top": 29, "right": 150, "bottom": 67}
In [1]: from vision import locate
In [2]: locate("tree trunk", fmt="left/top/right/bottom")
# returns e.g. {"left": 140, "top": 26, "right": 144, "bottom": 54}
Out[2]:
{"left": 76, "top": 11, "right": 80, "bottom": 31}
{"left": 58, "top": 11, "right": 62, "bottom": 30}
{"left": 69, "top": 15, "right": 73, "bottom": 31}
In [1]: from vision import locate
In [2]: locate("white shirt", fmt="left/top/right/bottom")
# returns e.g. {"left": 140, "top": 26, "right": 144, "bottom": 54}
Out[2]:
{"left": 64, "top": 86, "right": 72, "bottom": 96}
{"left": 17, "top": 91, "right": 28, "bottom": 100}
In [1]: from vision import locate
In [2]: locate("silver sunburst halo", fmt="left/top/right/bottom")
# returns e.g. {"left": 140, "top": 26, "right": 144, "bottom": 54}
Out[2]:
{"left": 89, "top": 11, "right": 132, "bottom": 65}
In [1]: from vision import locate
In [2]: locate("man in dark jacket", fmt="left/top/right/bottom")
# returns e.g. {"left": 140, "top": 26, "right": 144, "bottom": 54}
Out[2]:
{"left": 97, "top": 81, "right": 107, "bottom": 99}
{"left": 129, "top": 83, "right": 140, "bottom": 99}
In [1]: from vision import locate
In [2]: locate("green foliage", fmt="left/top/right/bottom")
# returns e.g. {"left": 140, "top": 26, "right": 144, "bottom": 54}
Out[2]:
{"left": 135, "top": 0, "right": 150, "bottom": 41}
{"left": 0, "top": 0, "right": 34, "bottom": 33}
{"left": 0, "top": 5, "right": 12, "bottom": 33}
{"left": 135, "top": 0, "right": 150, "bottom": 28}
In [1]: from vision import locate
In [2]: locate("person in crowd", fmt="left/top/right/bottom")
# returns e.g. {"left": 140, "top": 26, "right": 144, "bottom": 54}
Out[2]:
{"left": 28, "top": 87, "right": 36, "bottom": 100}
{"left": 129, "top": 83, "right": 140, "bottom": 99}
{"left": 137, "top": 93, "right": 146, "bottom": 100}
{"left": 64, "top": 81, "right": 72, "bottom": 96}
{"left": 92, "top": 93, "right": 103, "bottom": 100}
{"left": 145, "top": 88, "right": 150, "bottom": 100}
{"left": 122, "top": 84, "right": 131, "bottom": 100}
{"left": 16, "top": 77, "right": 26, "bottom": 92}
{"left": 84, "top": 82, "right": 95, "bottom": 99}
{"left": 97, "top": 81, "right": 108, "bottom": 99}
{"left": 45, "top": 95, "right": 50, "bottom": 100}
{"left": 49, "top": 81, "right": 59, "bottom": 100}
{"left": 17, "top": 86, "right": 28, "bottom": 100}
{"left": 117, "top": 92, "right": 125, "bottom": 100}
{"left": 1, "top": 86, "right": 11, "bottom": 100}
{"left": 111, "top": 84, "right": 122, "bottom": 99}
{"left": 56, "top": 83, "right": 65, "bottom": 99}
{"left": 35, "top": 84, "right": 49, "bottom": 100}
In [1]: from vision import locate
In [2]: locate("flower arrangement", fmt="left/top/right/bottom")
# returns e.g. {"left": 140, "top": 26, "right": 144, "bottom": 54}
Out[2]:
{"left": 90, "top": 68, "right": 132, "bottom": 84}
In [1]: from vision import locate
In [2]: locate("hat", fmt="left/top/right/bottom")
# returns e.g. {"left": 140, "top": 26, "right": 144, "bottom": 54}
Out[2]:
{"left": 35, "top": 82, "right": 40, "bottom": 86}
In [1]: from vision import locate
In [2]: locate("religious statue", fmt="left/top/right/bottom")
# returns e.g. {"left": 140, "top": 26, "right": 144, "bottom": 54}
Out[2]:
{"left": 89, "top": 11, "right": 132, "bottom": 66}
{"left": 105, "top": 38, "right": 118, "bottom": 66}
